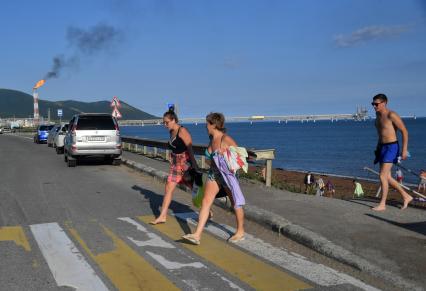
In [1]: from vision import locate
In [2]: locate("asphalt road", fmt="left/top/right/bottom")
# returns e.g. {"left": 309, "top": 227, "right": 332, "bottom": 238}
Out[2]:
{"left": 0, "top": 134, "right": 385, "bottom": 291}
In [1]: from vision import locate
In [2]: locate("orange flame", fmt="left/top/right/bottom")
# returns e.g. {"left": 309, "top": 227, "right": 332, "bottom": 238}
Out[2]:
{"left": 33, "top": 79, "right": 46, "bottom": 89}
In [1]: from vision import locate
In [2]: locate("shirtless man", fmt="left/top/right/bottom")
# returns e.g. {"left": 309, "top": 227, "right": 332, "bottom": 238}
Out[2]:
{"left": 372, "top": 94, "right": 413, "bottom": 211}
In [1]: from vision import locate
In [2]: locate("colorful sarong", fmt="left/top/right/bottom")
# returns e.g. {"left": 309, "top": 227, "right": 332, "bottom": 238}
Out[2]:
{"left": 167, "top": 152, "right": 190, "bottom": 184}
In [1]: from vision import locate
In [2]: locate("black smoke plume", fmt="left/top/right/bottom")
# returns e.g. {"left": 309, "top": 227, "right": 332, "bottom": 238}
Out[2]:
{"left": 67, "top": 23, "right": 122, "bottom": 55}
{"left": 44, "top": 23, "right": 123, "bottom": 80}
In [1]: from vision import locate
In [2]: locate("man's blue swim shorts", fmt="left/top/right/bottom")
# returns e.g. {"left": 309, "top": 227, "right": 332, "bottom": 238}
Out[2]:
{"left": 374, "top": 141, "right": 399, "bottom": 164}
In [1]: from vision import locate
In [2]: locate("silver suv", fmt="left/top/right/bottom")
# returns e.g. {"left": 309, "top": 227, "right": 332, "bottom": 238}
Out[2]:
{"left": 64, "top": 113, "right": 122, "bottom": 167}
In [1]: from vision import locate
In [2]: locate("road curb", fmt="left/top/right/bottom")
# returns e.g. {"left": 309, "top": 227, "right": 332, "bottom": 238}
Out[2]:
{"left": 122, "top": 158, "right": 421, "bottom": 291}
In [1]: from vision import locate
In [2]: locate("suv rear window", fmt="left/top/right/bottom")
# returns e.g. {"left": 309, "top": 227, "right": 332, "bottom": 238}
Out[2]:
{"left": 76, "top": 116, "right": 116, "bottom": 130}
{"left": 39, "top": 125, "right": 54, "bottom": 131}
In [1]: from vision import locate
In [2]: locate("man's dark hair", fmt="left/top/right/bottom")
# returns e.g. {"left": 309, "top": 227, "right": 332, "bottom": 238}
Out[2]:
{"left": 373, "top": 93, "right": 388, "bottom": 103}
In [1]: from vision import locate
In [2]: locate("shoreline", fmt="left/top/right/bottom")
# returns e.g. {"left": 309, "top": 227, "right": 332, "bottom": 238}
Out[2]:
{"left": 245, "top": 165, "right": 426, "bottom": 209}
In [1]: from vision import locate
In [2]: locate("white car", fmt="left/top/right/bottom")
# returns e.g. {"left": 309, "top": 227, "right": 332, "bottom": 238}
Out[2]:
{"left": 47, "top": 125, "right": 61, "bottom": 147}
{"left": 53, "top": 124, "right": 68, "bottom": 154}
{"left": 64, "top": 113, "right": 122, "bottom": 167}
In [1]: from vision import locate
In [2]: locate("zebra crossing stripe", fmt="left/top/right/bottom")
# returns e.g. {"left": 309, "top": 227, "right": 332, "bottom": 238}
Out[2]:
{"left": 0, "top": 226, "right": 31, "bottom": 251}
{"left": 67, "top": 223, "right": 179, "bottom": 291}
{"left": 139, "top": 215, "right": 312, "bottom": 291}
{"left": 174, "top": 212, "right": 381, "bottom": 291}
{"left": 30, "top": 223, "right": 109, "bottom": 291}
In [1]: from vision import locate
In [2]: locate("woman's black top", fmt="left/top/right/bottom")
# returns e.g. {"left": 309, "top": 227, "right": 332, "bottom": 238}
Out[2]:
{"left": 168, "top": 126, "right": 187, "bottom": 154}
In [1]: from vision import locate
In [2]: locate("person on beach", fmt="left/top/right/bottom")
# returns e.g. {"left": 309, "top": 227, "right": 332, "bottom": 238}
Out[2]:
{"left": 325, "top": 179, "right": 335, "bottom": 198}
{"left": 304, "top": 172, "right": 315, "bottom": 194}
{"left": 372, "top": 93, "right": 413, "bottom": 211}
{"left": 353, "top": 179, "right": 364, "bottom": 198}
{"left": 418, "top": 170, "right": 426, "bottom": 194}
{"left": 182, "top": 112, "right": 246, "bottom": 245}
{"left": 395, "top": 168, "right": 404, "bottom": 184}
{"left": 150, "top": 108, "right": 199, "bottom": 225}
{"left": 316, "top": 177, "right": 325, "bottom": 196}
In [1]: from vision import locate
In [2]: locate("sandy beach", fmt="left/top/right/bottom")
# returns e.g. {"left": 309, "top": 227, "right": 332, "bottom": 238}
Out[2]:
{"left": 245, "top": 166, "right": 426, "bottom": 209}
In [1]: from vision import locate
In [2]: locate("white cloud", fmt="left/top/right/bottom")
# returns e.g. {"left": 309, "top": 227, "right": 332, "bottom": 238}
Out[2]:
{"left": 334, "top": 25, "right": 409, "bottom": 48}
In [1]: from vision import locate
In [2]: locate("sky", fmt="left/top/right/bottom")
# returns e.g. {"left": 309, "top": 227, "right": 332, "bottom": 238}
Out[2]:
{"left": 0, "top": 0, "right": 425, "bottom": 118}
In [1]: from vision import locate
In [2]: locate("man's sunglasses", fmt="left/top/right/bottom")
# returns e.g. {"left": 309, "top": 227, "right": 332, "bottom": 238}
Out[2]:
{"left": 371, "top": 102, "right": 383, "bottom": 107}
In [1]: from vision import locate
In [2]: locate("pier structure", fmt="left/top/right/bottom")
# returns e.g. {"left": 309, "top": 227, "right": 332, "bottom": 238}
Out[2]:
{"left": 118, "top": 107, "right": 370, "bottom": 126}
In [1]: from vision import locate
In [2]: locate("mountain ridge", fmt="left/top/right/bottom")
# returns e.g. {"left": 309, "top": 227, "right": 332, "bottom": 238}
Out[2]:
{"left": 0, "top": 88, "right": 158, "bottom": 120}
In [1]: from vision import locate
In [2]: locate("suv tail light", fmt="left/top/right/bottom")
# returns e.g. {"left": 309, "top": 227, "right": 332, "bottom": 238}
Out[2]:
{"left": 115, "top": 123, "right": 120, "bottom": 136}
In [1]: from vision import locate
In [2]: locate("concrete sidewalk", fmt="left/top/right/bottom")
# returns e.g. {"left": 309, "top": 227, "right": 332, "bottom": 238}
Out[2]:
{"left": 122, "top": 151, "right": 426, "bottom": 291}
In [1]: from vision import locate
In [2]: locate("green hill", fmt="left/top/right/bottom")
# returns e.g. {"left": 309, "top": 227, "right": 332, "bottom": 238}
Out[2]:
{"left": 0, "top": 89, "right": 158, "bottom": 120}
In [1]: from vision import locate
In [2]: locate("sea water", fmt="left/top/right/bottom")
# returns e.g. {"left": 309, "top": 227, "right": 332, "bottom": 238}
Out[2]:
{"left": 121, "top": 118, "right": 426, "bottom": 184}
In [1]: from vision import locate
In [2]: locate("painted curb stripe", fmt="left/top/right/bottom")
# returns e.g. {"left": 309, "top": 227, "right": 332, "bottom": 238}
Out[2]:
{"left": 30, "top": 223, "right": 108, "bottom": 291}
{"left": 68, "top": 223, "right": 179, "bottom": 291}
{"left": 139, "top": 215, "right": 312, "bottom": 291}
{"left": 0, "top": 226, "right": 31, "bottom": 251}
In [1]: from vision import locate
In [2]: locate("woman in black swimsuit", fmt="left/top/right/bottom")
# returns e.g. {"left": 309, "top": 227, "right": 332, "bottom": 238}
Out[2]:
{"left": 150, "top": 108, "right": 198, "bottom": 225}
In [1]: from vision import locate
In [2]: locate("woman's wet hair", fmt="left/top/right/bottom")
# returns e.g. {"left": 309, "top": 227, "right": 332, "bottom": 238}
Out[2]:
{"left": 206, "top": 112, "right": 226, "bottom": 132}
{"left": 163, "top": 107, "right": 178, "bottom": 123}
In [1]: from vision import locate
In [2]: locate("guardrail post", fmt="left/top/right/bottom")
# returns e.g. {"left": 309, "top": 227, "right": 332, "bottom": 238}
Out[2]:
{"left": 265, "top": 159, "right": 272, "bottom": 187}
{"left": 153, "top": 147, "right": 158, "bottom": 157}
{"left": 165, "top": 149, "right": 170, "bottom": 161}
{"left": 134, "top": 144, "right": 139, "bottom": 153}
{"left": 200, "top": 156, "right": 206, "bottom": 169}
{"left": 143, "top": 146, "right": 147, "bottom": 155}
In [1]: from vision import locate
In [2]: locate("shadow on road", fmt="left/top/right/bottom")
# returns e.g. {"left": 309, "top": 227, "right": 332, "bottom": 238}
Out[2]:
{"left": 348, "top": 198, "right": 402, "bottom": 209}
{"left": 131, "top": 184, "right": 194, "bottom": 237}
{"left": 74, "top": 157, "right": 115, "bottom": 166}
{"left": 365, "top": 213, "right": 426, "bottom": 236}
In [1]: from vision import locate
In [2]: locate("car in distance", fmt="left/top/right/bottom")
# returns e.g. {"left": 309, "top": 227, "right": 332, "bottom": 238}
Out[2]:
{"left": 1, "top": 127, "right": 15, "bottom": 133}
{"left": 47, "top": 125, "right": 61, "bottom": 147}
{"left": 64, "top": 113, "right": 122, "bottom": 167}
{"left": 53, "top": 123, "right": 68, "bottom": 154}
{"left": 34, "top": 125, "right": 54, "bottom": 144}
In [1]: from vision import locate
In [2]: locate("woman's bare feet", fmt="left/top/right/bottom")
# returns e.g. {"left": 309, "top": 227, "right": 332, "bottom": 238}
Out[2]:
{"left": 228, "top": 233, "right": 245, "bottom": 243}
{"left": 149, "top": 217, "right": 166, "bottom": 225}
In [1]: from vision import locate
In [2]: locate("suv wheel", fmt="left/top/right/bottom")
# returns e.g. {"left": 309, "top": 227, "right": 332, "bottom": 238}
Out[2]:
{"left": 112, "top": 159, "right": 121, "bottom": 166}
{"left": 67, "top": 158, "right": 76, "bottom": 167}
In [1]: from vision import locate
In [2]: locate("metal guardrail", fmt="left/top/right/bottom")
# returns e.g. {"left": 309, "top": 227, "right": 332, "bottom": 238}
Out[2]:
{"left": 121, "top": 136, "right": 275, "bottom": 187}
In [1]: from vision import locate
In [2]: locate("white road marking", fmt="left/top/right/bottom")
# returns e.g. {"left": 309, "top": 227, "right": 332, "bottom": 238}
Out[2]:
{"left": 174, "top": 212, "right": 381, "bottom": 291}
{"left": 146, "top": 251, "right": 206, "bottom": 270}
{"left": 117, "top": 217, "right": 175, "bottom": 248}
{"left": 30, "top": 223, "right": 109, "bottom": 291}
{"left": 210, "top": 272, "right": 246, "bottom": 291}
{"left": 120, "top": 217, "right": 247, "bottom": 290}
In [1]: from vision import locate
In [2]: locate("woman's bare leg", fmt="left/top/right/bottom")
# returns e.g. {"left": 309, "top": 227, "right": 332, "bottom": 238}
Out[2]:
{"left": 224, "top": 188, "right": 245, "bottom": 239}
{"left": 191, "top": 180, "right": 219, "bottom": 240}
{"left": 229, "top": 207, "right": 245, "bottom": 240}
{"left": 152, "top": 181, "right": 177, "bottom": 223}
